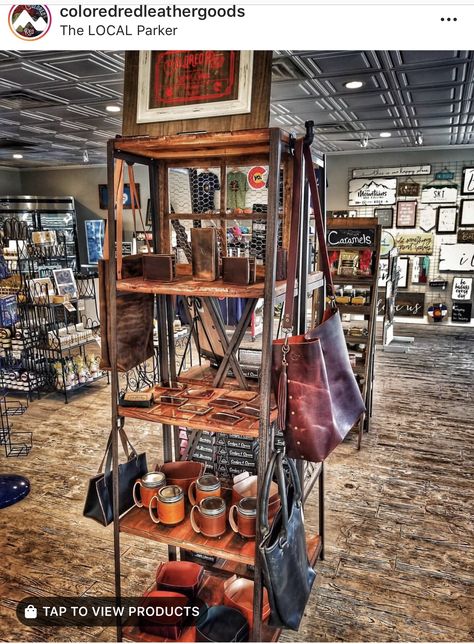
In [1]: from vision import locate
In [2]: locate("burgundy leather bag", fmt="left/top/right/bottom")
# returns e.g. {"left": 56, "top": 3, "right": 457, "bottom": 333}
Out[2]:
{"left": 271, "top": 138, "right": 365, "bottom": 462}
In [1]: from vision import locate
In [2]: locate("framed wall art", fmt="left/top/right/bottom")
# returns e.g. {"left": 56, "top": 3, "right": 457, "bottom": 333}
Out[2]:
{"left": 459, "top": 200, "right": 474, "bottom": 227}
{"left": 378, "top": 258, "right": 389, "bottom": 288}
{"left": 452, "top": 301, "right": 472, "bottom": 323}
{"left": 396, "top": 233, "right": 434, "bottom": 255}
{"left": 85, "top": 219, "right": 105, "bottom": 264}
{"left": 397, "top": 179, "right": 420, "bottom": 197}
{"left": 396, "top": 257, "right": 409, "bottom": 288}
{"left": 411, "top": 256, "right": 430, "bottom": 284}
{"left": 457, "top": 229, "right": 474, "bottom": 243}
{"left": 352, "top": 165, "right": 431, "bottom": 179}
{"left": 137, "top": 51, "right": 254, "bottom": 123}
{"left": 374, "top": 207, "right": 393, "bottom": 228}
{"left": 394, "top": 292, "right": 425, "bottom": 318}
{"left": 52, "top": 268, "right": 78, "bottom": 299}
{"left": 396, "top": 200, "right": 417, "bottom": 228}
{"left": 99, "top": 183, "right": 139, "bottom": 210}
{"left": 451, "top": 277, "right": 472, "bottom": 301}
{"left": 436, "top": 206, "right": 457, "bottom": 234}
{"left": 439, "top": 244, "right": 474, "bottom": 272}
{"left": 418, "top": 205, "right": 437, "bottom": 232}
{"left": 348, "top": 178, "right": 397, "bottom": 206}
{"left": 421, "top": 185, "right": 458, "bottom": 204}
{"left": 461, "top": 168, "right": 474, "bottom": 195}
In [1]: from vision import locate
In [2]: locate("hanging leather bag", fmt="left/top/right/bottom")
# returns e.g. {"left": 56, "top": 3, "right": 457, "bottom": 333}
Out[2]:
{"left": 271, "top": 138, "right": 365, "bottom": 462}
{"left": 259, "top": 451, "right": 315, "bottom": 630}
{"left": 83, "top": 426, "right": 148, "bottom": 526}
{"left": 99, "top": 160, "right": 155, "bottom": 372}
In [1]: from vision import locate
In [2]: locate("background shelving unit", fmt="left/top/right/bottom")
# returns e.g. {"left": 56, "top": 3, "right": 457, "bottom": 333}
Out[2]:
{"left": 106, "top": 127, "right": 326, "bottom": 642}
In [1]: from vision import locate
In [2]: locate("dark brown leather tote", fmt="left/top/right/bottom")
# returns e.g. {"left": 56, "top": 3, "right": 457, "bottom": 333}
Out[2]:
{"left": 271, "top": 139, "right": 365, "bottom": 462}
{"left": 99, "top": 160, "right": 154, "bottom": 372}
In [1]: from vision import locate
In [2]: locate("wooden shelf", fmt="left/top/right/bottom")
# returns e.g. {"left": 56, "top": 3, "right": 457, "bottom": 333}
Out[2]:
{"left": 332, "top": 276, "right": 375, "bottom": 287}
{"left": 122, "top": 537, "right": 321, "bottom": 643}
{"left": 116, "top": 271, "right": 323, "bottom": 300}
{"left": 338, "top": 304, "right": 371, "bottom": 315}
{"left": 119, "top": 385, "right": 276, "bottom": 437}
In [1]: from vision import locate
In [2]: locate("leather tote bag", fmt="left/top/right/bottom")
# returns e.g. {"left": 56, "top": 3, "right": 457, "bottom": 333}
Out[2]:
{"left": 259, "top": 451, "right": 316, "bottom": 630}
{"left": 99, "top": 160, "right": 155, "bottom": 372}
{"left": 271, "top": 138, "right": 365, "bottom": 462}
{"left": 83, "top": 427, "right": 147, "bottom": 526}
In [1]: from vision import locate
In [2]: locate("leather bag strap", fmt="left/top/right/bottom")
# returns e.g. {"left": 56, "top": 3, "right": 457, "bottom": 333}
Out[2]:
{"left": 260, "top": 451, "right": 291, "bottom": 539}
{"left": 116, "top": 159, "right": 125, "bottom": 279}
{"left": 128, "top": 163, "right": 152, "bottom": 254}
{"left": 282, "top": 137, "right": 335, "bottom": 331}
{"left": 103, "top": 158, "right": 124, "bottom": 263}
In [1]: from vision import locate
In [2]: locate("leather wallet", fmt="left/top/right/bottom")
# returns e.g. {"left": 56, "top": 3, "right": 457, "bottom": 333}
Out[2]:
{"left": 222, "top": 257, "right": 256, "bottom": 285}
{"left": 276, "top": 248, "right": 288, "bottom": 281}
{"left": 191, "top": 228, "right": 219, "bottom": 281}
{"left": 142, "top": 254, "right": 175, "bottom": 281}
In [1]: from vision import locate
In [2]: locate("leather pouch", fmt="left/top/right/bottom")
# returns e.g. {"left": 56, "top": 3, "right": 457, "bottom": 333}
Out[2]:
{"left": 222, "top": 257, "right": 256, "bottom": 285}
{"left": 191, "top": 228, "right": 219, "bottom": 281}
{"left": 223, "top": 575, "right": 270, "bottom": 629}
{"left": 143, "top": 254, "right": 176, "bottom": 282}
{"left": 139, "top": 590, "right": 189, "bottom": 639}
{"left": 156, "top": 561, "right": 204, "bottom": 599}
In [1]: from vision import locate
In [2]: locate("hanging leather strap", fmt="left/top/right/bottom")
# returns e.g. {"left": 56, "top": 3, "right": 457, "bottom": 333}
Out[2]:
{"left": 102, "top": 157, "right": 124, "bottom": 263}
{"left": 282, "top": 137, "right": 335, "bottom": 331}
{"left": 128, "top": 164, "right": 152, "bottom": 254}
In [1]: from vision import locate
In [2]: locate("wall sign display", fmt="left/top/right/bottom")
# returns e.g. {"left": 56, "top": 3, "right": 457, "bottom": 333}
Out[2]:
{"left": 397, "top": 180, "right": 420, "bottom": 197}
{"left": 85, "top": 220, "right": 105, "bottom": 265}
{"left": 421, "top": 185, "right": 458, "bottom": 204}
{"left": 452, "top": 301, "right": 472, "bottom": 323}
{"left": 436, "top": 206, "right": 457, "bottom": 234}
{"left": 380, "top": 231, "right": 396, "bottom": 257}
{"left": 397, "top": 257, "right": 409, "bottom": 288}
{"left": 461, "top": 168, "right": 474, "bottom": 195}
{"left": 348, "top": 178, "right": 397, "bottom": 206}
{"left": 396, "top": 233, "right": 434, "bottom": 255}
{"left": 435, "top": 169, "right": 455, "bottom": 181}
{"left": 374, "top": 207, "right": 393, "bottom": 228}
{"left": 137, "top": 51, "right": 253, "bottom": 123}
{"left": 352, "top": 165, "right": 431, "bottom": 179}
{"left": 378, "top": 258, "right": 389, "bottom": 288}
{"left": 429, "top": 279, "right": 448, "bottom": 289}
{"left": 428, "top": 303, "right": 448, "bottom": 323}
{"left": 418, "top": 205, "right": 437, "bottom": 232}
{"left": 451, "top": 277, "right": 472, "bottom": 301}
{"left": 396, "top": 201, "right": 417, "bottom": 228}
{"left": 327, "top": 228, "right": 375, "bottom": 248}
{"left": 411, "top": 256, "right": 430, "bottom": 284}
{"left": 439, "top": 244, "right": 474, "bottom": 272}
{"left": 394, "top": 292, "right": 425, "bottom": 317}
{"left": 457, "top": 229, "right": 474, "bottom": 244}
{"left": 459, "top": 200, "right": 474, "bottom": 227}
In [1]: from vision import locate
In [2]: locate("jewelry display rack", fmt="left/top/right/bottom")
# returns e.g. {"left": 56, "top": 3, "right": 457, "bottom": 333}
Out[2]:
{"left": 106, "top": 125, "right": 326, "bottom": 642}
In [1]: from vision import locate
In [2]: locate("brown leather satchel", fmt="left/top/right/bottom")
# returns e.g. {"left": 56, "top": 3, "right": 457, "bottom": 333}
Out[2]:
{"left": 271, "top": 138, "right": 365, "bottom": 462}
{"left": 99, "top": 160, "right": 154, "bottom": 372}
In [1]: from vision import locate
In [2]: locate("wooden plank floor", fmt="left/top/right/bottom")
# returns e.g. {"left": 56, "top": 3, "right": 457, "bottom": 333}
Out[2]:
{"left": 0, "top": 324, "right": 473, "bottom": 642}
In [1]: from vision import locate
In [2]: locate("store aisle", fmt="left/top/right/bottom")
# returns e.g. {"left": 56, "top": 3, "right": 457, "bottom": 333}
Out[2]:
{"left": 0, "top": 325, "right": 472, "bottom": 642}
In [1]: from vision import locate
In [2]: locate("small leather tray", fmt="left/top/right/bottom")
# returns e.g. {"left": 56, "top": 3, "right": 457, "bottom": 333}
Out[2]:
{"left": 238, "top": 406, "right": 260, "bottom": 419}
{"left": 160, "top": 395, "right": 188, "bottom": 406}
{"left": 212, "top": 397, "right": 240, "bottom": 409}
{"left": 185, "top": 387, "right": 215, "bottom": 399}
{"left": 142, "top": 254, "right": 176, "bottom": 282}
{"left": 211, "top": 412, "right": 243, "bottom": 425}
{"left": 179, "top": 403, "right": 213, "bottom": 415}
{"left": 225, "top": 390, "right": 257, "bottom": 402}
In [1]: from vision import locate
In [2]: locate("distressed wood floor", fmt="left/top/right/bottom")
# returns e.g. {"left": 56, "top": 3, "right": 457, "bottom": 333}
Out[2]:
{"left": 0, "top": 325, "right": 473, "bottom": 642}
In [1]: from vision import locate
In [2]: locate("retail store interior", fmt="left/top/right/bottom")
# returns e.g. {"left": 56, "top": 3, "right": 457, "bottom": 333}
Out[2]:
{"left": 0, "top": 50, "right": 472, "bottom": 643}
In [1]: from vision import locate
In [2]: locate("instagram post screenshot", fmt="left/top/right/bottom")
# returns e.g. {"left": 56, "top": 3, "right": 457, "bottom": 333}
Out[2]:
{"left": 0, "top": 1, "right": 472, "bottom": 643}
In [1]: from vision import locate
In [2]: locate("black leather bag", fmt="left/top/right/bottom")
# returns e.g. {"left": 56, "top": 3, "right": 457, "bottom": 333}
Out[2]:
{"left": 195, "top": 606, "right": 249, "bottom": 642}
{"left": 259, "top": 451, "right": 316, "bottom": 630}
{"left": 83, "top": 429, "right": 147, "bottom": 526}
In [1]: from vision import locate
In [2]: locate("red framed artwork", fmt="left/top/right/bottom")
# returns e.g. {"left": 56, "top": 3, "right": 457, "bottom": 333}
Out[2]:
{"left": 137, "top": 51, "right": 253, "bottom": 123}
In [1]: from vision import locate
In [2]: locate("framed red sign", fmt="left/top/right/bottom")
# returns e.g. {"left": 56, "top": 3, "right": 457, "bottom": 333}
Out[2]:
{"left": 137, "top": 51, "right": 253, "bottom": 123}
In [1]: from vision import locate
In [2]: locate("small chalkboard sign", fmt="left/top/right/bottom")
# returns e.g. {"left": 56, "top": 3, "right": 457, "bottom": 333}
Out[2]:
{"left": 452, "top": 302, "right": 472, "bottom": 323}
{"left": 327, "top": 228, "right": 375, "bottom": 247}
{"left": 457, "top": 229, "right": 474, "bottom": 244}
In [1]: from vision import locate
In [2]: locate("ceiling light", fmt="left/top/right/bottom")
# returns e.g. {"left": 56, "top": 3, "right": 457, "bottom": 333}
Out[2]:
{"left": 13, "top": 153, "right": 23, "bottom": 159}
{"left": 106, "top": 105, "right": 121, "bottom": 113}
{"left": 379, "top": 132, "right": 392, "bottom": 138}
{"left": 415, "top": 132, "right": 423, "bottom": 146}
{"left": 360, "top": 134, "right": 369, "bottom": 148}
{"left": 83, "top": 150, "right": 89, "bottom": 163}
{"left": 344, "top": 81, "right": 364, "bottom": 89}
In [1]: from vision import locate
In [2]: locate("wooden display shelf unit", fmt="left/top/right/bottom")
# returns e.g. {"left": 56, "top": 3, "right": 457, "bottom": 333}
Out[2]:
{"left": 107, "top": 126, "right": 326, "bottom": 643}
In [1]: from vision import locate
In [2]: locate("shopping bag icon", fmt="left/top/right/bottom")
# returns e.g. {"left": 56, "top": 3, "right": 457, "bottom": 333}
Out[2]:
{"left": 24, "top": 605, "right": 37, "bottom": 619}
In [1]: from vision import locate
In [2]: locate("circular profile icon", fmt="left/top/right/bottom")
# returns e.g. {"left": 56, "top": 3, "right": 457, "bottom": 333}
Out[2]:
{"left": 9, "top": 4, "right": 51, "bottom": 41}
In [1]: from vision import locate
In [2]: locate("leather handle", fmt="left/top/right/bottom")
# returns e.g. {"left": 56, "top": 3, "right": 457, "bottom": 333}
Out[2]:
{"left": 229, "top": 505, "right": 239, "bottom": 533}
{"left": 128, "top": 163, "right": 152, "bottom": 254}
{"left": 190, "top": 505, "right": 201, "bottom": 533}
{"left": 259, "top": 451, "right": 278, "bottom": 536}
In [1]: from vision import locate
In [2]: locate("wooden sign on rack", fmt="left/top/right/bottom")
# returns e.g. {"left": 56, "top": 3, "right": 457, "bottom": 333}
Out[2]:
{"left": 396, "top": 233, "right": 434, "bottom": 255}
{"left": 327, "top": 228, "right": 375, "bottom": 247}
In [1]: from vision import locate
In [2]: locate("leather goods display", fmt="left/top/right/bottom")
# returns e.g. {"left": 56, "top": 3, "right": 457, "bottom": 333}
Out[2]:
{"left": 83, "top": 428, "right": 147, "bottom": 526}
{"left": 188, "top": 474, "right": 221, "bottom": 506}
{"left": 139, "top": 590, "right": 189, "bottom": 639}
{"left": 133, "top": 471, "right": 166, "bottom": 508}
{"left": 149, "top": 485, "right": 185, "bottom": 525}
{"left": 195, "top": 605, "right": 249, "bottom": 642}
{"left": 223, "top": 575, "right": 270, "bottom": 629}
{"left": 271, "top": 138, "right": 365, "bottom": 462}
{"left": 142, "top": 254, "right": 176, "bottom": 282}
{"left": 232, "top": 472, "right": 279, "bottom": 520}
{"left": 155, "top": 561, "right": 204, "bottom": 599}
{"left": 222, "top": 257, "right": 256, "bottom": 285}
{"left": 229, "top": 496, "right": 257, "bottom": 538}
{"left": 99, "top": 160, "right": 154, "bottom": 372}
{"left": 191, "top": 228, "right": 219, "bottom": 281}
{"left": 156, "top": 460, "right": 204, "bottom": 493}
{"left": 259, "top": 451, "right": 315, "bottom": 630}
{"left": 190, "top": 496, "right": 227, "bottom": 538}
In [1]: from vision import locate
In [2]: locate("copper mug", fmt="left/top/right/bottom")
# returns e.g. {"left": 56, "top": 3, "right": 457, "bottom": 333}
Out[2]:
{"left": 190, "top": 496, "right": 227, "bottom": 538}
{"left": 188, "top": 474, "right": 221, "bottom": 506}
{"left": 229, "top": 496, "right": 257, "bottom": 538}
{"left": 133, "top": 472, "right": 166, "bottom": 508}
{"left": 149, "top": 485, "right": 185, "bottom": 525}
